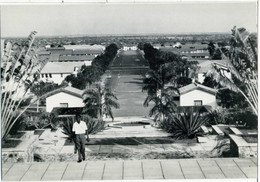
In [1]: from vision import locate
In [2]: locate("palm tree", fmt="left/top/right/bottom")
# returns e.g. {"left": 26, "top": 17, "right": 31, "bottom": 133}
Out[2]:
{"left": 144, "top": 88, "right": 176, "bottom": 124}
{"left": 142, "top": 66, "right": 178, "bottom": 124}
{"left": 82, "top": 83, "right": 120, "bottom": 120}
{"left": 207, "top": 26, "right": 258, "bottom": 115}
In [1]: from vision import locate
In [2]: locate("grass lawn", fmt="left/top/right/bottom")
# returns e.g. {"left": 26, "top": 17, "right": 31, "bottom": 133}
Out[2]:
{"left": 242, "top": 135, "right": 258, "bottom": 143}
{"left": 2, "top": 140, "right": 22, "bottom": 148}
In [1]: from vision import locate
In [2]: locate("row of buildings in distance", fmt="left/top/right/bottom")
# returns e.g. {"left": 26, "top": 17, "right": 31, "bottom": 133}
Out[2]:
{"left": 38, "top": 44, "right": 105, "bottom": 84}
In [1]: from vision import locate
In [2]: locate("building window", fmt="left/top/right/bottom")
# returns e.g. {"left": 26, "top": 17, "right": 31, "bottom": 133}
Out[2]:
{"left": 41, "top": 74, "right": 44, "bottom": 78}
{"left": 61, "top": 73, "right": 63, "bottom": 77}
{"left": 194, "top": 100, "right": 202, "bottom": 106}
{"left": 49, "top": 74, "right": 52, "bottom": 78}
{"left": 45, "top": 74, "right": 48, "bottom": 78}
{"left": 60, "top": 103, "right": 68, "bottom": 107}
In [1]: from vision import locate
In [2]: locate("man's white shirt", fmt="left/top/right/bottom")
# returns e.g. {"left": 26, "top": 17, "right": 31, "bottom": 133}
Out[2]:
{"left": 72, "top": 121, "right": 88, "bottom": 134}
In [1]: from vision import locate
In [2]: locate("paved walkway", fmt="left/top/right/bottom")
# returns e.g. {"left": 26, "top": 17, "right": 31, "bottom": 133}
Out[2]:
{"left": 2, "top": 158, "right": 257, "bottom": 180}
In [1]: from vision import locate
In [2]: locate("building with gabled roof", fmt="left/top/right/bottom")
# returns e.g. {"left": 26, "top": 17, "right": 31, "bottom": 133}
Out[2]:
{"left": 45, "top": 86, "right": 84, "bottom": 112}
{"left": 40, "top": 62, "right": 86, "bottom": 84}
{"left": 196, "top": 59, "right": 232, "bottom": 83}
{"left": 178, "top": 83, "right": 217, "bottom": 108}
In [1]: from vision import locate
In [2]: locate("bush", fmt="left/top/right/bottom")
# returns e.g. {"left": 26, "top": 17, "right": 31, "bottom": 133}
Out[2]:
{"left": 161, "top": 108, "right": 209, "bottom": 139}
{"left": 61, "top": 117, "right": 75, "bottom": 142}
{"left": 225, "top": 110, "right": 258, "bottom": 129}
{"left": 9, "top": 110, "right": 27, "bottom": 135}
{"left": 81, "top": 115, "right": 106, "bottom": 134}
{"left": 206, "top": 107, "right": 228, "bottom": 125}
{"left": 23, "top": 112, "right": 59, "bottom": 131}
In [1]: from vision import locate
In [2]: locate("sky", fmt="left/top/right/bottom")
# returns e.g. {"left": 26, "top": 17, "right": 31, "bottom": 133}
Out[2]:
{"left": 0, "top": 2, "right": 257, "bottom": 37}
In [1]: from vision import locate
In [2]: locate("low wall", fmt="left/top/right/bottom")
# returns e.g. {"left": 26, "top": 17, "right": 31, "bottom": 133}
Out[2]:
{"left": 229, "top": 134, "right": 257, "bottom": 158}
{"left": 2, "top": 132, "right": 38, "bottom": 163}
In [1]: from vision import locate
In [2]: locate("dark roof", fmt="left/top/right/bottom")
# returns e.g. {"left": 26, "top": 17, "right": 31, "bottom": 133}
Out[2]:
{"left": 51, "top": 107, "right": 83, "bottom": 117}
{"left": 59, "top": 55, "right": 95, "bottom": 61}
{"left": 47, "top": 47, "right": 65, "bottom": 51}
{"left": 72, "top": 49, "right": 103, "bottom": 55}
{"left": 59, "top": 49, "right": 73, "bottom": 55}
{"left": 176, "top": 105, "right": 212, "bottom": 113}
{"left": 181, "top": 52, "right": 210, "bottom": 57}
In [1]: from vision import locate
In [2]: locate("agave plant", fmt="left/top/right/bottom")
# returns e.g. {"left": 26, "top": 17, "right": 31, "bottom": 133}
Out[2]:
{"left": 164, "top": 108, "right": 209, "bottom": 139}
{"left": 81, "top": 115, "right": 105, "bottom": 134}
{"left": 207, "top": 26, "right": 258, "bottom": 115}
{"left": 61, "top": 117, "right": 75, "bottom": 142}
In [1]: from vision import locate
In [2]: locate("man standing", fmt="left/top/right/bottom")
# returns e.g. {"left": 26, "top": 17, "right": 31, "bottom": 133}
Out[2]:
{"left": 72, "top": 114, "right": 89, "bottom": 163}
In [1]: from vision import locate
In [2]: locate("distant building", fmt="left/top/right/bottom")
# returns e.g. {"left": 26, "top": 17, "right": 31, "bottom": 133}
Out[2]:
{"left": 196, "top": 59, "right": 232, "bottom": 83}
{"left": 160, "top": 43, "right": 210, "bottom": 60}
{"left": 37, "top": 44, "right": 104, "bottom": 63}
{"left": 45, "top": 86, "right": 84, "bottom": 113}
{"left": 40, "top": 62, "right": 86, "bottom": 84}
{"left": 123, "top": 45, "right": 137, "bottom": 51}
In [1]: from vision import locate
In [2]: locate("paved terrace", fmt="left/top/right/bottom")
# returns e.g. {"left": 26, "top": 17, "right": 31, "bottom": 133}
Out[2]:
{"left": 2, "top": 158, "right": 257, "bottom": 181}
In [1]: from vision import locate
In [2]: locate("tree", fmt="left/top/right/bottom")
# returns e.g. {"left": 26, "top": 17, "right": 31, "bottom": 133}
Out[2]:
{"left": 144, "top": 88, "right": 176, "bottom": 124}
{"left": 212, "top": 49, "right": 222, "bottom": 60}
{"left": 207, "top": 26, "right": 258, "bottom": 115}
{"left": 216, "top": 89, "right": 248, "bottom": 109}
{"left": 202, "top": 76, "right": 219, "bottom": 88}
{"left": 142, "top": 66, "right": 177, "bottom": 124}
{"left": 65, "top": 43, "right": 118, "bottom": 90}
{"left": 82, "top": 84, "right": 120, "bottom": 120}
{"left": 208, "top": 41, "right": 215, "bottom": 57}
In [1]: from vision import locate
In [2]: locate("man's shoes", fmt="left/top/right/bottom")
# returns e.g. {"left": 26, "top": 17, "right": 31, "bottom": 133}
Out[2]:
{"left": 77, "top": 160, "right": 82, "bottom": 163}
{"left": 74, "top": 151, "right": 77, "bottom": 154}
{"left": 83, "top": 158, "right": 85, "bottom": 161}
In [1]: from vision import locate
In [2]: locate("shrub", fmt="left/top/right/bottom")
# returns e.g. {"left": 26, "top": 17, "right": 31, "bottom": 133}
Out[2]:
{"left": 81, "top": 115, "right": 106, "bottom": 134}
{"left": 61, "top": 117, "right": 75, "bottom": 142}
{"left": 8, "top": 110, "right": 27, "bottom": 136}
{"left": 226, "top": 110, "right": 258, "bottom": 129}
{"left": 206, "top": 107, "right": 228, "bottom": 125}
{"left": 161, "top": 108, "right": 209, "bottom": 139}
{"left": 24, "top": 112, "right": 59, "bottom": 131}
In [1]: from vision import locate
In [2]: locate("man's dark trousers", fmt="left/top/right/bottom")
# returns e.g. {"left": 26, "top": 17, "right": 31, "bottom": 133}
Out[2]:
{"left": 75, "top": 134, "right": 86, "bottom": 160}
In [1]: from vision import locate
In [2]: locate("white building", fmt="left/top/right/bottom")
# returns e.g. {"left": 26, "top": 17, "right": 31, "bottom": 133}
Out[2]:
{"left": 123, "top": 46, "right": 137, "bottom": 51}
{"left": 40, "top": 62, "right": 87, "bottom": 84}
{"left": 178, "top": 83, "right": 217, "bottom": 108}
{"left": 45, "top": 86, "right": 84, "bottom": 112}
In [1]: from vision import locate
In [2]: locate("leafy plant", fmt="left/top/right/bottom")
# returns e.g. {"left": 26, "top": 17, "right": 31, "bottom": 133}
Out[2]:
{"left": 81, "top": 115, "right": 106, "bottom": 134}
{"left": 61, "top": 117, "right": 75, "bottom": 142}
{"left": 61, "top": 115, "right": 105, "bottom": 141}
{"left": 24, "top": 112, "right": 59, "bottom": 130}
{"left": 206, "top": 107, "right": 228, "bottom": 125}
{"left": 1, "top": 31, "right": 58, "bottom": 140}
{"left": 162, "top": 108, "right": 209, "bottom": 139}
{"left": 83, "top": 83, "right": 119, "bottom": 120}
{"left": 207, "top": 27, "right": 258, "bottom": 115}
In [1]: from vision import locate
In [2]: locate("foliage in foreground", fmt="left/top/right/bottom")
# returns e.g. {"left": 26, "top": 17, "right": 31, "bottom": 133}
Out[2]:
{"left": 1, "top": 31, "right": 52, "bottom": 140}
{"left": 207, "top": 26, "right": 258, "bottom": 115}
{"left": 161, "top": 108, "right": 209, "bottom": 139}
